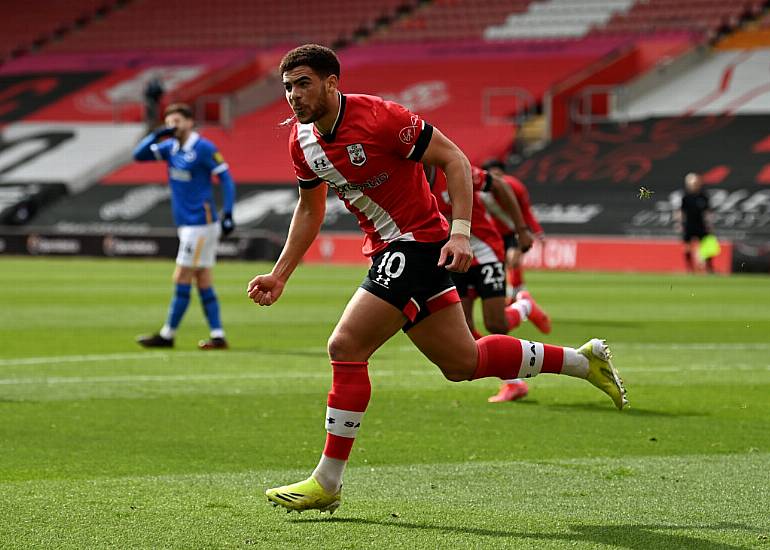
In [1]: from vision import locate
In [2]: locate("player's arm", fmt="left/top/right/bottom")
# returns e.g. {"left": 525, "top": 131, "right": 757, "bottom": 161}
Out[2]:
{"left": 489, "top": 175, "right": 532, "bottom": 252}
{"left": 132, "top": 127, "right": 175, "bottom": 162}
{"left": 208, "top": 148, "right": 236, "bottom": 235}
{"left": 247, "top": 184, "right": 327, "bottom": 306}
{"left": 216, "top": 168, "right": 236, "bottom": 235}
{"left": 421, "top": 127, "right": 473, "bottom": 273}
{"left": 519, "top": 186, "right": 544, "bottom": 237}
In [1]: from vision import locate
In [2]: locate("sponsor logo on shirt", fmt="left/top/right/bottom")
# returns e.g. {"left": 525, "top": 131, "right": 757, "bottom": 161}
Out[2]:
{"left": 346, "top": 143, "right": 367, "bottom": 166}
{"left": 170, "top": 168, "right": 192, "bottom": 181}
{"left": 399, "top": 114, "right": 422, "bottom": 144}
{"left": 399, "top": 126, "right": 416, "bottom": 145}
{"left": 329, "top": 172, "right": 389, "bottom": 194}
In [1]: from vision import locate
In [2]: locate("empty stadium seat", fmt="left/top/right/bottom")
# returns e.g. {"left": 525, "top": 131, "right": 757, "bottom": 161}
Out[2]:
{"left": 0, "top": 0, "right": 113, "bottom": 61}
{"left": 45, "top": 0, "right": 414, "bottom": 52}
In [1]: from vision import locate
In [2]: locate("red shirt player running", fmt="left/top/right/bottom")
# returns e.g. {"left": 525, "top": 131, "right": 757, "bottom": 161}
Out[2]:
{"left": 482, "top": 159, "right": 544, "bottom": 298}
{"left": 427, "top": 165, "right": 549, "bottom": 337}
{"left": 247, "top": 44, "right": 628, "bottom": 514}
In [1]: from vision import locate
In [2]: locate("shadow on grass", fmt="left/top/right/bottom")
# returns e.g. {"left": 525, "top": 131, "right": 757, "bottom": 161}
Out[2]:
{"left": 545, "top": 402, "right": 709, "bottom": 418}
{"left": 292, "top": 518, "right": 754, "bottom": 549}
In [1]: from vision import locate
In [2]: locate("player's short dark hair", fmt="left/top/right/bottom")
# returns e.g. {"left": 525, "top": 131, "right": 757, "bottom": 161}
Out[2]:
{"left": 164, "top": 103, "right": 193, "bottom": 119}
{"left": 482, "top": 159, "right": 506, "bottom": 172}
{"left": 279, "top": 44, "right": 341, "bottom": 79}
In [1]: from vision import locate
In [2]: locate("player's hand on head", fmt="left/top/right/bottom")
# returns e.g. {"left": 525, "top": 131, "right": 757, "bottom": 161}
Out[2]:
{"left": 438, "top": 234, "right": 473, "bottom": 273}
{"left": 247, "top": 274, "right": 285, "bottom": 306}
{"left": 221, "top": 213, "right": 235, "bottom": 237}
{"left": 153, "top": 126, "right": 176, "bottom": 139}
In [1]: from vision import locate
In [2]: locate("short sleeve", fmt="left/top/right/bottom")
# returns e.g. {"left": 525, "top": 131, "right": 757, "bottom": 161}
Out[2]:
{"left": 289, "top": 127, "right": 322, "bottom": 189}
{"left": 471, "top": 166, "right": 492, "bottom": 192}
{"left": 376, "top": 100, "right": 433, "bottom": 162}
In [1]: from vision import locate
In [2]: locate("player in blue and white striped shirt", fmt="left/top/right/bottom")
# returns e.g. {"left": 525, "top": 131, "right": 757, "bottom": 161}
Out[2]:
{"left": 133, "top": 103, "right": 236, "bottom": 350}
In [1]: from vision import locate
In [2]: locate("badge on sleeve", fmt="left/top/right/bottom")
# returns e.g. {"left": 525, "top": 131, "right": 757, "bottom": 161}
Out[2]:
{"left": 346, "top": 143, "right": 367, "bottom": 167}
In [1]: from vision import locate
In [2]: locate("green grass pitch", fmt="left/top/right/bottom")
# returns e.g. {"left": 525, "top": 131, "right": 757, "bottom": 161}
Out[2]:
{"left": 1, "top": 257, "right": 769, "bottom": 549}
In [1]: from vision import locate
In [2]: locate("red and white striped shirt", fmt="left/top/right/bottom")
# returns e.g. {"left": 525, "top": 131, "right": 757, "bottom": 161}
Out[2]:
{"left": 427, "top": 165, "right": 505, "bottom": 265}
{"left": 483, "top": 174, "right": 543, "bottom": 237}
{"left": 289, "top": 93, "right": 449, "bottom": 257}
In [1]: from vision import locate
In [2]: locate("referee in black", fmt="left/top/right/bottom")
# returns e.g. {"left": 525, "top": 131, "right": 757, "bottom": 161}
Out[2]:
{"left": 675, "top": 172, "right": 714, "bottom": 273}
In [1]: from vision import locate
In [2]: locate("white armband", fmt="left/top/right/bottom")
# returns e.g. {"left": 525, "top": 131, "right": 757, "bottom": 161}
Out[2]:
{"left": 451, "top": 218, "right": 471, "bottom": 238}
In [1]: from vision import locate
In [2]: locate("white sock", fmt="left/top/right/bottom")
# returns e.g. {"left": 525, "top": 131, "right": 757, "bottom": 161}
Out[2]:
{"left": 511, "top": 299, "right": 531, "bottom": 321}
{"left": 503, "top": 379, "right": 521, "bottom": 384}
{"left": 562, "top": 347, "right": 589, "bottom": 378}
{"left": 210, "top": 328, "right": 225, "bottom": 339}
{"left": 159, "top": 325, "right": 175, "bottom": 339}
{"left": 312, "top": 454, "right": 346, "bottom": 493}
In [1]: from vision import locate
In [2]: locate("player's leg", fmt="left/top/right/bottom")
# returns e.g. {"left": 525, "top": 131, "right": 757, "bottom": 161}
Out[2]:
{"left": 407, "top": 303, "right": 627, "bottom": 409}
{"left": 266, "top": 288, "right": 407, "bottom": 512}
{"left": 452, "top": 270, "right": 484, "bottom": 339}
{"left": 503, "top": 236, "right": 519, "bottom": 303}
{"left": 137, "top": 227, "right": 197, "bottom": 347}
{"left": 697, "top": 231, "right": 715, "bottom": 273}
{"left": 195, "top": 267, "right": 227, "bottom": 349}
{"left": 683, "top": 233, "right": 696, "bottom": 272}
{"left": 507, "top": 246, "right": 525, "bottom": 296}
{"left": 482, "top": 296, "right": 509, "bottom": 335}
{"left": 192, "top": 223, "right": 227, "bottom": 349}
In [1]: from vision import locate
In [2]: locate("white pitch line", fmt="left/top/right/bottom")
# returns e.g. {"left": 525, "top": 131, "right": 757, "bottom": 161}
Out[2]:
{"left": 0, "top": 349, "right": 323, "bottom": 368}
{"left": 0, "top": 363, "right": 768, "bottom": 386}
{"left": 0, "top": 369, "right": 435, "bottom": 386}
{"left": 0, "top": 342, "right": 769, "bottom": 369}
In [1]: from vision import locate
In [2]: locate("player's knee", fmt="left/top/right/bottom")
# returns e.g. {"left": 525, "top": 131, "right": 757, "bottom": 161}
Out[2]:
{"left": 327, "top": 332, "right": 358, "bottom": 362}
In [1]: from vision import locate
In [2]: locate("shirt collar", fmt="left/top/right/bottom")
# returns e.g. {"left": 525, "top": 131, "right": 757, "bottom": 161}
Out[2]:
{"left": 180, "top": 131, "right": 200, "bottom": 152}
{"left": 317, "top": 92, "right": 346, "bottom": 143}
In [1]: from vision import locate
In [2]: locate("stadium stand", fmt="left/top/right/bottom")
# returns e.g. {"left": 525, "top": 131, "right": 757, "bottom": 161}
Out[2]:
{"left": 0, "top": 1, "right": 120, "bottom": 63}
{"left": 618, "top": 48, "right": 770, "bottom": 119}
{"left": 373, "top": 0, "right": 535, "bottom": 43}
{"left": 716, "top": 11, "right": 770, "bottom": 49}
{"left": 485, "top": 0, "right": 637, "bottom": 40}
{"left": 2, "top": 0, "right": 767, "bottom": 270}
{"left": 44, "top": 0, "right": 415, "bottom": 52}
{"left": 589, "top": 0, "right": 763, "bottom": 40}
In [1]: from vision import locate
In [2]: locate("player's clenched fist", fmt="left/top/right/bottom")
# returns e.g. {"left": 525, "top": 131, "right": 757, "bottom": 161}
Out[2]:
{"left": 438, "top": 234, "right": 473, "bottom": 273}
{"left": 247, "top": 274, "right": 285, "bottom": 306}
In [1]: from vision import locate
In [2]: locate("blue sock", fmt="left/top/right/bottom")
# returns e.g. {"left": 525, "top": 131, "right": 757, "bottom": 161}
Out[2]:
{"left": 199, "top": 286, "right": 223, "bottom": 335}
{"left": 165, "top": 283, "right": 191, "bottom": 332}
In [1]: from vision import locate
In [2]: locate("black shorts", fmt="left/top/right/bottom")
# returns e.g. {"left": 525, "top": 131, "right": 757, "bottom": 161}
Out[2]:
{"left": 683, "top": 227, "right": 707, "bottom": 243}
{"left": 361, "top": 240, "right": 460, "bottom": 332}
{"left": 451, "top": 261, "right": 506, "bottom": 299}
{"left": 502, "top": 232, "right": 518, "bottom": 251}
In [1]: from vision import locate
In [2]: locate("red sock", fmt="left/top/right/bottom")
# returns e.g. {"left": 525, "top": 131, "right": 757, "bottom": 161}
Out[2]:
{"left": 505, "top": 306, "right": 521, "bottom": 331}
{"left": 323, "top": 361, "right": 370, "bottom": 461}
{"left": 472, "top": 335, "right": 564, "bottom": 380}
{"left": 511, "top": 267, "right": 523, "bottom": 288}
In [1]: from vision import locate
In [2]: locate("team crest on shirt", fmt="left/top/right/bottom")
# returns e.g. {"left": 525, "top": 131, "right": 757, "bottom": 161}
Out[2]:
{"left": 346, "top": 143, "right": 367, "bottom": 166}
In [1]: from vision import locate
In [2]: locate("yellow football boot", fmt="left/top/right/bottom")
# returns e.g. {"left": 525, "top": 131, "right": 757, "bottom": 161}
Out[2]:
{"left": 266, "top": 476, "right": 341, "bottom": 514}
{"left": 578, "top": 338, "right": 628, "bottom": 410}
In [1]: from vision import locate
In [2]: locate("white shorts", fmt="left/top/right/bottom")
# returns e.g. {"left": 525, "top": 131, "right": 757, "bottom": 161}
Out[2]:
{"left": 176, "top": 223, "right": 221, "bottom": 268}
